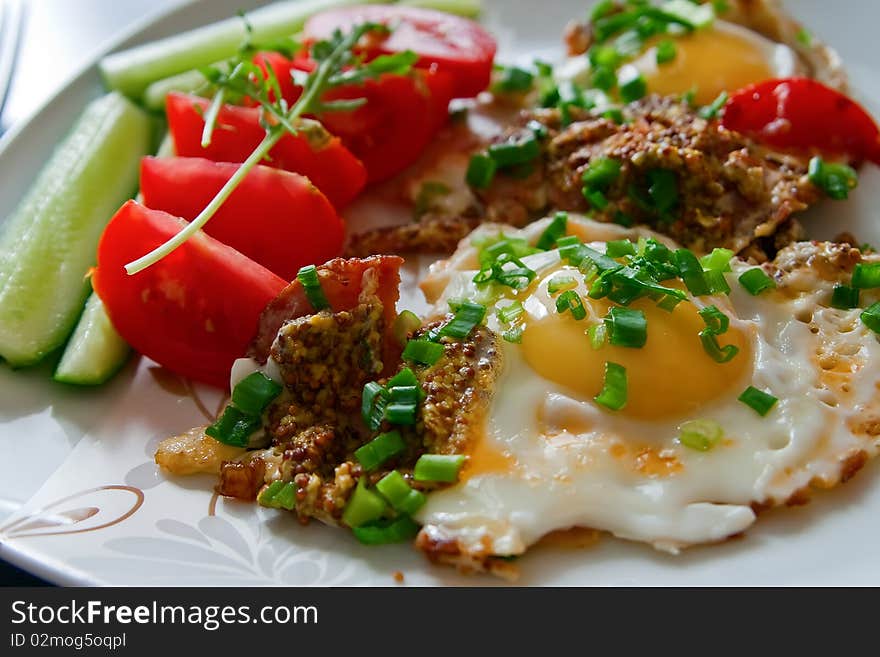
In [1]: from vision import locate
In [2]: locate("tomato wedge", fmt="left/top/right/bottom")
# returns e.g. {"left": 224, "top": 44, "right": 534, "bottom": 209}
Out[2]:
{"left": 140, "top": 157, "right": 344, "bottom": 281}
{"left": 166, "top": 92, "right": 367, "bottom": 208}
{"left": 249, "top": 52, "right": 454, "bottom": 183}
{"left": 722, "top": 78, "right": 880, "bottom": 165}
{"left": 94, "top": 201, "right": 287, "bottom": 389}
{"left": 249, "top": 256, "right": 403, "bottom": 375}
{"left": 322, "top": 69, "right": 454, "bottom": 183}
{"left": 304, "top": 5, "right": 496, "bottom": 98}
{"left": 252, "top": 51, "right": 305, "bottom": 105}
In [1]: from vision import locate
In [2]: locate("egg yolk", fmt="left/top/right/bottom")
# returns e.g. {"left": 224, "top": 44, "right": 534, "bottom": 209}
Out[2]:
{"left": 521, "top": 294, "right": 751, "bottom": 420}
{"left": 631, "top": 26, "right": 776, "bottom": 106}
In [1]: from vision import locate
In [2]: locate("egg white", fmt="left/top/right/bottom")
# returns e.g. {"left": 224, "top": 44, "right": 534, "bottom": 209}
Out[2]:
{"left": 416, "top": 217, "right": 880, "bottom": 559}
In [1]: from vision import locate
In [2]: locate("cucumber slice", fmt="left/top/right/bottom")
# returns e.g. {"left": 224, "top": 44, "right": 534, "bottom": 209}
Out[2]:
{"left": 105, "top": 0, "right": 483, "bottom": 101}
{"left": 0, "top": 91, "right": 152, "bottom": 367}
{"left": 100, "top": 0, "right": 373, "bottom": 98}
{"left": 54, "top": 292, "right": 130, "bottom": 385}
{"left": 402, "top": 0, "right": 482, "bottom": 17}
{"left": 143, "top": 68, "right": 212, "bottom": 112}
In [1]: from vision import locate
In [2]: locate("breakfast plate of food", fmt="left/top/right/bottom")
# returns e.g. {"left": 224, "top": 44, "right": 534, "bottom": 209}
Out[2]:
{"left": 1, "top": 0, "right": 879, "bottom": 585}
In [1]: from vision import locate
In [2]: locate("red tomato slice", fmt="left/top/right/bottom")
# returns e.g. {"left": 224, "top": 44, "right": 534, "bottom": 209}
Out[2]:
{"left": 321, "top": 69, "right": 455, "bottom": 183}
{"left": 249, "top": 52, "right": 454, "bottom": 183}
{"left": 140, "top": 157, "right": 345, "bottom": 281}
{"left": 304, "top": 5, "right": 496, "bottom": 98}
{"left": 722, "top": 77, "right": 880, "bottom": 165}
{"left": 252, "top": 51, "right": 304, "bottom": 105}
{"left": 166, "top": 92, "right": 367, "bottom": 208}
{"left": 249, "top": 256, "right": 403, "bottom": 375}
{"left": 94, "top": 200, "right": 287, "bottom": 389}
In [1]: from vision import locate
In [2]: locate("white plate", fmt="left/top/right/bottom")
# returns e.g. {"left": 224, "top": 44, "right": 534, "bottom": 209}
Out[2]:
{"left": 2, "top": 0, "right": 880, "bottom": 586}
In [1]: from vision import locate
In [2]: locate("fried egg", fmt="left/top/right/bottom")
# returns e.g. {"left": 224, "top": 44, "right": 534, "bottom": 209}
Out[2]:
{"left": 559, "top": 20, "right": 802, "bottom": 106}
{"left": 415, "top": 216, "right": 880, "bottom": 568}
{"left": 628, "top": 20, "right": 800, "bottom": 105}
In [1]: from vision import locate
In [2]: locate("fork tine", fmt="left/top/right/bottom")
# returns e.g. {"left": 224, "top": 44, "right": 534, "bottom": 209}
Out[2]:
{"left": 0, "top": 0, "right": 26, "bottom": 127}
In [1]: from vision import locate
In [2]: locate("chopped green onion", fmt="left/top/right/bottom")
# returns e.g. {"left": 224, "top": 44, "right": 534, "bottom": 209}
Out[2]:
{"left": 678, "top": 419, "right": 724, "bottom": 452}
{"left": 588, "top": 43, "right": 622, "bottom": 69}
{"left": 588, "top": 323, "right": 608, "bottom": 349}
{"left": 384, "top": 385, "right": 420, "bottom": 426}
{"left": 466, "top": 153, "right": 497, "bottom": 189}
{"left": 556, "top": 290, "right": 587, "bottom": 320}
{"left": 475, "top": 253, "right": 537, "bottom": 290}
{"left": 682, "top": 87, "right": 697, "bottom": 106}
{"left": 594, "top": 361, "right": 627, "bottom": 411}
{"left": 698, "top": 305, "right": 730, "bottom": 334}
{"left": 704, "top": 269, "right": 731, "bottom": 295}
{"left": 497, "top": 301, "right": 525, "bottom": 324}
{"left": 618, "top": 67, "right": 647, "bottom": 103}
{"left": 387, "top": 367, "right": 419, "bottom": 389}
{"left": 656, "top": 39, "right": 677, "bottom": 65}
{"left": 403, "top": 339, "right": 445, "bottom": 366}
{"left": 257, "top": 481, "right": 286, "bottom": 508}
{"left": 738, "top": 386, "right": 778, "bottom": 417}
{"left": 477, "top": 235, "right": 539, "bottom": 268}
{"left": 615, "top": 28, "right": 645, "bottom": 56}
{"left": 591, "top": 65, "right": 617, "bottom": 91}
{"left": 796, "top": 27, "right": 812, "bottom": 46}
{"left": 647, "top": 169, "right": 679, "bottom": 215}
{"left": 606, "top": 239, "right": 636, "bottom": 258}
{"left": 700, "top": 248, "right": 734, "bottom": 272}
{"left": 861, "top": 301, "right": 880, "bottom": 334}
{"left": 362, "top": 381, "right": 389, "bottom": 431}
{"left": 590, "top": 0, "right": 616, "bottom": 22}
{"left": 581, "top": 157, "right": 622, "bottom": 189}
{"left": 527, "top": 119, "right": 549, "bottom": 139}
{"left": 604, "top": 307, "right": 647, "bottom": 348}
{"left": 297, "top": 265, "right": 329, "bottom": 311}
{"left": 488, "top": 133, "right": 541, "bottom": 168}
{"left": 657, "top": 294, "right": 684, "bottom": 312}
{"left": 852, "top": 262, "right": 880, "bottom": 289}
{"left": 355, "top": 431, "right": 407, "bottom": 471}
{"left": 231, "top": 372, "right": 282, "bottom": 417}
{"left": 673, "top": 248, "right": 710, "bottom": 296}
{"left": 808, "top": 157, "right": 858, "bottom": 200}
{"left": 503, "top": 326, "right": 524, "bottom": 343}
{"left": 658, "top": 0, "right": 716, "bottom": 29}
{"left": 273, "top": 482, "right": 297, "bottom": 511}
{"left": 494, "top": 65, "right": 534, "bottom": 93}
{"left": 548, "top": 275, "right": 578, "bottom": 295}
{"left": 612, "top": 210, "right": 633, "bottom": 226}
{"left": 697, "top": 91, "right": 728, "bottom": 120}
{"left": 583, "top": 188, "right": 609, "bottom": 210}
{"left": 738, "top": 268, "right": 776, "bottom": 296}
{"left": 439, "top": 301, "right": 486, "bottom": 339}
{"left": 205, "top": 405, "right": 261, "bottom": 447}
{"left": 699, "top": 305, "right": 738, "bottom": 362}
{"left": 603, "top": 108, "right": 625, "bottom": 125}
{"left": 699, "top": 329, "right": 739, "bottom": 363}
{"left": 393, "top": 310, "right": 422, "bottom": 346}
{"left": 536, "top": 212, "right": 568, "bottom": 250}
{"left": 413, "top": 454, "right": 467, "bottom": 483}
{"left": 352, "top": 516, "right": 420, "bottom": 545}
{"left": 830, "top": 284, "right": 860, "bottom": 310}
{"left": 594, "top": 10, "right": 640, "bottom": 43}
{"left": 342, "top": 478, "right": 387, "bottom": 528}
{"left": 375, "top": 470, "right": 426, "bottom": 515}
